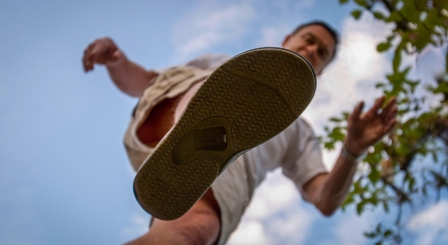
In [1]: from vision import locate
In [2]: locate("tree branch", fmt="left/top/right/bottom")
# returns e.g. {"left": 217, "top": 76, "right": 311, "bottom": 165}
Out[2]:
{"left": 381, "top": 177, "right": 411, "bottom": 204}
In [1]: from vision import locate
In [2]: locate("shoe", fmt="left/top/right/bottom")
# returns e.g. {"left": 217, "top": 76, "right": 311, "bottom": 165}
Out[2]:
{"left": 133, "top": 47, "right": 316, "bottom": 220}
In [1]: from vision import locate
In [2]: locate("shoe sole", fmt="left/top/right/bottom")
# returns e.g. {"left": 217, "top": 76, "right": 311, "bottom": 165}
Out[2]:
{"left": 133, "top": 47, "right": 316, "bottom": 220}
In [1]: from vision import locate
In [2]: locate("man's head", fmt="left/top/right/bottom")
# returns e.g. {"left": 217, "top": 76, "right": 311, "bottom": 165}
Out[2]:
{"left": 282, "top": 21, "right": 339, "bottom": 74}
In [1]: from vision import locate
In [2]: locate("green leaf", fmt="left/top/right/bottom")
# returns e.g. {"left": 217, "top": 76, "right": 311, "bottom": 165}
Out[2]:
{"left": 324, "top": 141, "right": 335, "bottom": 150}
{"left": 356, "top": 201, "right": 366, "bottom": 215}
{"left": 393, "top": 47, "right": 402, "bottom": 72}
{"left": 368, "top": 168, "right": 381, "bottom": 184}
{"left": 400, "top": 1, "right": 420, "bottom": 22}
{"left": 426, "top": 84, "right": 437, "bottom": 93}
{"left": 364, "top": 231, "right": 378, "bottom": 238}
{"left": 354, "top": 179, "right": 362, "bottom": 193}
{"left": 376, "top": 223, "right": 382, "bottom": 233}
{"left": 406, "top": 80, "right": 419, "bottom": 93}
{"left": 387, "top": 34, "right": 396, "bottom": 42}
{"left": 409, "top": 175, "right": 416, "bottom": 192}
{"left": 364, "top": 152, "right": 381, "bottom": 164}
{"left": 375, "top": 82, "right": 386, "bottom": 88}
{"left": 400, "top": 97, "right": 410, "bottom": 104}
{"left": 446, "top": 50, "right": 448, "bottom": 73}
{"left": 377, "top": 42, "right": 391, "bottom": 52}
{"left": 413, "top": 27, "right": 432, "bottom": 50}
{"left": 402, "top": 66, "right": 411, "bottom": 76}
{"left": 384, "top": 229, "right": 393, "bottom": 238}
{"left": 425, "top": 9, "right": 441, "bottom": 26}
{"left": 434, "top": 0, "right": 448, "bottom": 10}
{"left": 386, "top": 71, "right": 404, "bottom": 91}
{"left": 351, "top": 9, "right": 363, "bottom": 20}
{"left": 382, "top": 201, "right": 389, "bottom": 212}
{"left": 433, "top": 82, "right": 448, "bottom": 94}
{"left": 329, "top": 127, "right": 346, "bottom": 141}
{"left": 330, "top": 117, "right": 343, "bottom": 122}
{"left": 354, "top": 0, "right": 369, "bottom": 7}
{"left": 415, "top": 0, "right": 428, "bottom": 10}
{"left": 343, "top": 192, "right": 355, "bottom": 206}
{"left": 386, "top": 11, "right": 402, "bottom": 22}
{"left": 339, "top": 0, "right": 349, "bottom": 4}
{"left": 432, "top": 151, "right": 439, "bottom": 162}
{"left": 373, "top": 11, "right": 386, "bottom": 20}
{"left": 367, "top": 196, "right": 379, "bottom": 206}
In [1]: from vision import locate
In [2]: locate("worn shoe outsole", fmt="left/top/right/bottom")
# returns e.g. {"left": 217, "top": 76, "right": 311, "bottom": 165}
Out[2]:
{"left": 133, "top": 47, "right": 316, "bottom": 220}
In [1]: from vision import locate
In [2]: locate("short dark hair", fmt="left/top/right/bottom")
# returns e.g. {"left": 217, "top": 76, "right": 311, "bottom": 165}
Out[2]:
{"left": 291, "top": 20, "right": 339, "bottom": 62}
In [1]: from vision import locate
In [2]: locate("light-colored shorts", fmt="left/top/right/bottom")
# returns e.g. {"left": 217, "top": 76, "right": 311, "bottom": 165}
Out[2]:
{"left": 123, "top": 66, "right": 254, "bottom": 245}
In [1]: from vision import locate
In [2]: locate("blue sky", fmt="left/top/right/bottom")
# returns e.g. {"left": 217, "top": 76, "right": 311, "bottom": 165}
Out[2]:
{"left": 1, "top": 0, "right": 447, "bottom": 244}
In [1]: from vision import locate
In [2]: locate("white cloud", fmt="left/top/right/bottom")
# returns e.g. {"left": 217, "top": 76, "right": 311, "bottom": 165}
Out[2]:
{"left": 407, "top": 200, "right": 448, "bottom": 245}
{"left": 413, "top": 46, "right": 446, "bottom": 109}
{"left": 172, "top": 0, "right": 255, "bottom": 59}
{"left": 228, "top": 220, "right": 270, "bottom": 245}
{"left": 266, "top": 204, "right": 314, "bottom": 244}
{"left": 229, "top": 170, "right": 315, "bottom": 245}
{"left": 417, "top": 46, "right": 446, "bottom": 77}
{"left": 244, "top": 170, "right": 299, "bottom": 220}
{"left": 334, "top": 212, "right": 373, "bottom": 245}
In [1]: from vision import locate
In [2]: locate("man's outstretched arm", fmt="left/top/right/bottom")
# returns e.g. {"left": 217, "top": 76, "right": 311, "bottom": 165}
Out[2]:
{"left": 82, "top": 37, "right": 157, "bottom": 97}
{"left": 302, "top": 96, "right": 398, "bottom": 216}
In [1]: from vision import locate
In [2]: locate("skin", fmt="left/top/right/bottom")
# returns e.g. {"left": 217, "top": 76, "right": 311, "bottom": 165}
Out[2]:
{"left": 83, "top": 37, "right": 157, "bottom": 96}
{"left": 282, "top": 25, "right": 336, "bottom": 75}
{"left": 83, "top": 24, "right": 398, "bottom": 244}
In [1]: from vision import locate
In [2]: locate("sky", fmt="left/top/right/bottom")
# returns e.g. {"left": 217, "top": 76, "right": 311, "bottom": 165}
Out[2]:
{"left": 1, "top": 0, "right": 447, "bottom": 244}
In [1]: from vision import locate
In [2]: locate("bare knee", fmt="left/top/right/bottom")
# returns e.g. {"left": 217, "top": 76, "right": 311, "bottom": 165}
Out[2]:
{"left": 170, "top": 189, "right": 221, "bottom": 245}
{"left": 127, "top": 201, "right": 220, "bottom": 245}
{"left": 157, "top": 206, "right": 220, "bottom": 245}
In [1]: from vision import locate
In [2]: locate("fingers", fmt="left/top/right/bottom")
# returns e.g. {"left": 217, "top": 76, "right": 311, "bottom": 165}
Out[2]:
{"left": 82, "top": 37, "right": 118, "bottom": 73}
{"left": 111, "top": 48, "right": 122, "bottom": 62}
{"left": 82, "top": 43, "right": 95, "bottom": 72}
{"left": 383, "top": 117, "right": 397, "bottom": 134}
{"left": 381, "top": 97, "right": 397, "bottom": 122}
{"left": 350, "top": 101, "right": 364, "bottom": 122}
{"left": 381, "top": 97, "right": 395, "bottom": 113}
{"left": 378, "top": 97, "right": 397, "bottom": 134}
{"left": 365, "top": 96, "right": 386, "bottom": 119}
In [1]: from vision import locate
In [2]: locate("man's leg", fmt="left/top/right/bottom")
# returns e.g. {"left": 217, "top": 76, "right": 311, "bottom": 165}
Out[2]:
{"left": 136, "top": 81, "right": 204, "bottom": 148}
{"left": 128, "top": 80, "right": 221, "bottom": 245}
{"left": 125, "top": 189, "right": 220, "bottom": 245}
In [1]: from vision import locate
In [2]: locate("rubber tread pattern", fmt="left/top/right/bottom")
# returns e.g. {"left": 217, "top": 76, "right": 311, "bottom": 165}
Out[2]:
{"left": 134, "top": 48, "right": 316, "bottom": 220}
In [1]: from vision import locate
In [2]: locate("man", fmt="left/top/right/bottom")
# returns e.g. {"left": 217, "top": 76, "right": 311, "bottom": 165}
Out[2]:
{"left": 83, "top": 21, "right": 397, "bottom": 245}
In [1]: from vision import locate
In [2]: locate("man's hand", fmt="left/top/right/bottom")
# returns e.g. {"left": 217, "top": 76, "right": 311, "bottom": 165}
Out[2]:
{"left": 82, "top": 37, "right": 124, "bottom": 72}
{"left": 82, "top": 37, "right": 156, "bottom": 96}
{"left": 344, "top": 96, "right": 398, "bottom": 155}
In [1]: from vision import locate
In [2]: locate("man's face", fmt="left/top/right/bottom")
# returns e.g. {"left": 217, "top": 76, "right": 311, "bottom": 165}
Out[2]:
{"left": 282, "top": 24, "right": 336, "bottom": 74}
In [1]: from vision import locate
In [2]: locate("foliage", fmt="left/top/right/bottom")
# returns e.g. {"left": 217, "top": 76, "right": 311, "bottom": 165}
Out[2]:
{"left": 325, "top": 0, "right": 448, "bottom": 244}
